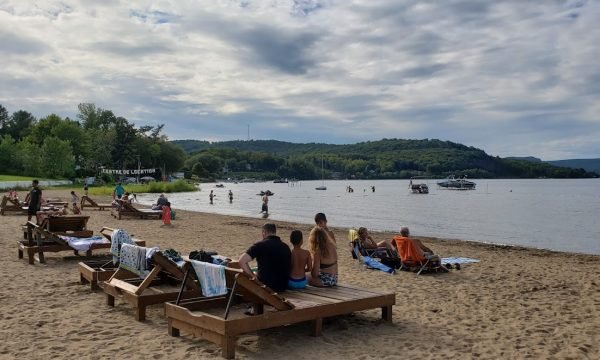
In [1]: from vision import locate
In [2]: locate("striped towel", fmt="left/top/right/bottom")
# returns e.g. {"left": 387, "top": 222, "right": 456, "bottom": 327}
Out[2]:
{"left": 441, "top": 257, "right": 480, "bottom": 264}
{"left": 110, "top": 229, "right": 134, "bottom": 265}
{"left": 119, "top": 244, "right": 160, "bottom": 278}
{"left": 190, "top": 260, "right": 227, "bottom": 297}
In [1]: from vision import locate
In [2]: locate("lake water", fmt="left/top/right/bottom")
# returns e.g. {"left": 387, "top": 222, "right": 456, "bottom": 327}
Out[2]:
{"left": 136, "top": 179, "right": 600, "bottom": 255}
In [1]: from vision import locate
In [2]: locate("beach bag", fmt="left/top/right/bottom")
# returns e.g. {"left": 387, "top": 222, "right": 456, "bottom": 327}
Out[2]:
{"left": 189, "top": 249, "right": 218, "bottom": 263}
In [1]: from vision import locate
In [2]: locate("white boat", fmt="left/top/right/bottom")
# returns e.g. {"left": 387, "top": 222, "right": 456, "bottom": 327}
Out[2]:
{"left": 315, "top": 157, "right": 327, "bottom": 190}
{"left": 437, "top": 175, "right": 476, "bottom": 190}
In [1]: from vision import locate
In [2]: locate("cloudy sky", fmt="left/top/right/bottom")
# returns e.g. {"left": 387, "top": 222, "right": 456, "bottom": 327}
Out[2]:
{"left": 1, "top": 0, "right": 598, "bottom": 160}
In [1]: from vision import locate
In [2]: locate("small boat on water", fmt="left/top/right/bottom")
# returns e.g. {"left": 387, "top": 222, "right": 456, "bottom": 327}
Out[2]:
{"left": 273, "top": 178, "right": 288, "bottom": 183}
{"left": 437, "top": 175, "right": 476, "bottom": 190}
{"left": 257, "top": 190, "right": 275, "bottom": 196}
{"left": 215, "top": 184, "right": 225, "bottom": 188}
{"left": 409, "top": 183, "right": 429, "bottom": 194}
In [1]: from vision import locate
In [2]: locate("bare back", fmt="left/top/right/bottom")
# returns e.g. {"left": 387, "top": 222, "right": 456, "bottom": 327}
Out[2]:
{"left": 290, "top": 248, "right": 312, "bottom": 279}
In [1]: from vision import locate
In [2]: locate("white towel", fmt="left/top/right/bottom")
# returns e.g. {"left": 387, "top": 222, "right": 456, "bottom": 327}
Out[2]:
{"left": 59, "top": 235, "right": 109, "bottom": 252}
{"left": 190, "top": 260, "right": 227, "bottom": 297}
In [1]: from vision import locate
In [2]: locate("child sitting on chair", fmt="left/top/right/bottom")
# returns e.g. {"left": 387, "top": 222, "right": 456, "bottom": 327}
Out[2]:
{"left": 288, "top": 230, "right": 312, "bottom": 289}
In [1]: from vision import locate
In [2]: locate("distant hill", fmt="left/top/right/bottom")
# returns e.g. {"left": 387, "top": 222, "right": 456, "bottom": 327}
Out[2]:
{"left": 172, "top": 139, "right": 596, "bottom": 179}
{"left": 506, "top": 156, "right": 600, "bottom": 173}
{"left": 505, "top": 156, "right": 543, "bottom": 163}
{"left": 547, "top": 158, "right": 600, "bottom": 173}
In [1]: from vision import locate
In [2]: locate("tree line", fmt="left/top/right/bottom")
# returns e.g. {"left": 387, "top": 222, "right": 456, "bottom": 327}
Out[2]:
{"left": 1, "top": 103, "right": 595, "bottom": 181}
{"left": 0, "top": 103, "right": 185, "bottom": 180}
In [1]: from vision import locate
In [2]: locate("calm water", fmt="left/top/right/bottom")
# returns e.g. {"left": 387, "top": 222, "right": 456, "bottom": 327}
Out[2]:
{"left": 136, "top": 179, "right": 600, "bottom": 255}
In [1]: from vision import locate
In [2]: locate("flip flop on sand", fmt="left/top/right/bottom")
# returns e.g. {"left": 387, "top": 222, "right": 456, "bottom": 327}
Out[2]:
{"left": 454, "top": 263, "right": 461, "bottom": 270}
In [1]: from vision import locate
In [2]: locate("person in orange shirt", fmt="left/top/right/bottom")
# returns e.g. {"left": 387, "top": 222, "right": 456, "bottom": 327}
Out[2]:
{"left": 161, "top": 201, "right": 172, "bottom": 226}
{"left": 392, "top": 227, "right": 437, "bottom": 264}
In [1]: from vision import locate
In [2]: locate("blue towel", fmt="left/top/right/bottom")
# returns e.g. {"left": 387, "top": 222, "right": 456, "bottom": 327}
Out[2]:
{"left": 363, "top": 256, "right": 395, "bottom": 274}
{"left": 110, "top": 229, "right": 134, "bottom": 265}
{"left": 119, "top": 244, "right": 160, "bottom": 278}
{"left": 190, "top": 260, "right": 227, "bottom": 297}
{"left": 441, "top": 257, "right": 480, "bottom": 264}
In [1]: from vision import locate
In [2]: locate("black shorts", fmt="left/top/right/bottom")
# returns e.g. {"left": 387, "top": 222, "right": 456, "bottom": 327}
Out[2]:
{"left": 27, "top": 207, "right": 38, "bottom": 216}
{"left": 261, "top": 204, "right": 268, "bottom": 212}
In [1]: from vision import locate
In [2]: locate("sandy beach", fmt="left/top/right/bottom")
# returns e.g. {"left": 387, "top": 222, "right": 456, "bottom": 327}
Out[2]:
{"left": 1, "top": 189, "right": 598, "bottom": 360}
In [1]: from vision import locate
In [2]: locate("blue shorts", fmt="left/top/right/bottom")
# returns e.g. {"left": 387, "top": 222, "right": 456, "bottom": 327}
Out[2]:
{"left": 288, "top": 277, "right": 308, "bottom": 289}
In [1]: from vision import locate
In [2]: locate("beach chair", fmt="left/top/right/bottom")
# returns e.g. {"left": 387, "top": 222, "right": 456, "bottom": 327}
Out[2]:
{"left": 165, "top": 266, "right": 395, "bottom": 359}
{"left": 111, "top": 200, "right": 162, "bottom": 220}
{"left": 1, "top": 195, "right": 26, "bottom": 215}
{"left": 103, "top": 247, "right": 201, "bottom": 321}
{"left": 17, "top": 215, "right": 112, "bottom": 265}
{"left": 393, "top": 236, "right": 446, "bottom": 275}
{"left": 349, "top": 229, "right": 401, "bottom": 269}
{"left": 80, "top": 195, "right": 112, "bottom": 211}
{"left": 78, "top": 227, "right": 147, "bottom": 290}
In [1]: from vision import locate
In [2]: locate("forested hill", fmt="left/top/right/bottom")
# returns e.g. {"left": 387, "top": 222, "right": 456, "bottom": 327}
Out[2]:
{"left": 172, "top": 139, "right": 597, "bottom": 179}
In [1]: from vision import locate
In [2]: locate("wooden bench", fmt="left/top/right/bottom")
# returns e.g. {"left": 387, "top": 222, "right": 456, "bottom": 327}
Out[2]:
{"left": 78, "top": 227, "right": 147, "bottom": 290}
{"left": 1, "top": 195, "right": 26, "bottom": 215}
{"left": 165, "top": 267, "right": 395, "bottom": 359}
{"left": 80, "top": 195, "right": 112, "bottom": 211}
{"left": 103, "top": 250, "right": 201, "bottom": 321}
{"left": 111, "top": 200, "right": 162, "bottom": 220}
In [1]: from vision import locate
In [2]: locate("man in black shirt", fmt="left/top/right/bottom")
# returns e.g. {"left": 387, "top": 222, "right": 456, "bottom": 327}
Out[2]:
{"left": 26, "top": 179, "right": 42, "bottom": 222}
{"left": 238, "top": 223, "right": 291, "bottom": 293}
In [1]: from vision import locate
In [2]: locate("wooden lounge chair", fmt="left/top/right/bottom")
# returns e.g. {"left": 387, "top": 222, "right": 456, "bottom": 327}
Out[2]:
{"left": 111, "top": 200, "right": 162, "bottom": 220}
{"left": 1, "top": 195, "right": 26, "bottom": 215}
{"left": 80, "top": 195, "right": 112, "bottom": 211}
{"left": 165, "top": 267, "right": 395, "bottom": 359}
{"left": 78, "top": 227, "right": 147, "bottom": 290}
{"left": 18, "top": 216, "right": 110, "bottom": 265}
{"left": 103, "top": 250, "right": 201, "bottom": 321}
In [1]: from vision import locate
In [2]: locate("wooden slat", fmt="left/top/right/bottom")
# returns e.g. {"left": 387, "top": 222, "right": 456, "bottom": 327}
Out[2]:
{"left": 107, "top": 278, "right": 140, "bottom": 294}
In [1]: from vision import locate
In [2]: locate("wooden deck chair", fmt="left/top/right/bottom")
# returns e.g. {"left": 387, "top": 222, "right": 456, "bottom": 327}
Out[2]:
{"left": 103, "top": 249, "right": 201, "bottom": 321}
{"left": 78, "top": 227, "right": 147, "bottom": 290}
{"left": 165, "top": 267, "right": 395, "bottom": 359}
{"left": 1, "top": 195, "right": 26, "bottom": 215}
{"left": 111, "top": 200, "right": 162, "bottom": 220}
{"left": 17, "top": 215, "right": 109, "bottom": 265}
{"left": 80, "top": 195, "right": 112, "bottom": 211}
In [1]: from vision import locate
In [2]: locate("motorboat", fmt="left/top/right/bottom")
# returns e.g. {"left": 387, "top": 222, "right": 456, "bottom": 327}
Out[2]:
{"left": 409, "top": 183, "right": 429, "bottom": 194}
{"left": 273, "top": 178, "right": 288, "bottom": 183}
{"left": 437, "top": 175, "right": 476, "bottom": 190}
{"left": 257, "top": 190, "right": 275, "bottom": 196}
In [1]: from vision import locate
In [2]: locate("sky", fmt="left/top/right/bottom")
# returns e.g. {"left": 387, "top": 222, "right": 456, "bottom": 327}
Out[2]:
{"left": 0, "top": 0, "right": 599, "bottom": 160}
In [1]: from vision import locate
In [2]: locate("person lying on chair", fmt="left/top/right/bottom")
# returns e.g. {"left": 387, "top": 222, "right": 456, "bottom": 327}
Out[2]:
{"left": 357, "top": 227, "right": 394, "bottom": 252}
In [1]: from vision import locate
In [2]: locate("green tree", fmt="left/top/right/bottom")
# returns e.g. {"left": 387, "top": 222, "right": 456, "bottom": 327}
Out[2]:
{"left": 16, "top": 140, "right": 43, "bottom": 176}
{"left": 40, "top": 137, "right": 75, "bottom": 178}
{"left": 6, "top": 110, "right": 36, "bottom": 140}
{"left": 0, "top": 135, "right": 19, "bottom": 173}
{"left": 0, "top": 104, "right": 8, "bottom": 137}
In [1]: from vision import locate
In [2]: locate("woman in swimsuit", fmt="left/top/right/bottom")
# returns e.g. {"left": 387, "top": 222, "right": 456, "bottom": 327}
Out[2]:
{"left": 308, "top": 227, "right": 338, "bottom": 287}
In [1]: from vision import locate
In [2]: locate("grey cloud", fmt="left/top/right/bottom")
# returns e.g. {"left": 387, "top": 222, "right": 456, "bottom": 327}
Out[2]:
{"left": 0, "top": 31, "right": 49, "bottom": 55}
{"left": 92, "top": 41, "right": 173, "bottom": 57}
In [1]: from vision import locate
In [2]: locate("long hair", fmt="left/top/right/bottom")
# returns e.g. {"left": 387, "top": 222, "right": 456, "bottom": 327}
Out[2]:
{"left": 309, "top": 228, "right": 329, "bottom": 257}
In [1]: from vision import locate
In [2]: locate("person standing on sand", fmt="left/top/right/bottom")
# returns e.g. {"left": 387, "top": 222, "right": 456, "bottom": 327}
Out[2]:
{"left": 25, "top": 180, "right": 42, "bottom": 222}
{"left": 113, "top": 183, "right": 124, "bottom": 199}
{"left": 261, "top": 193, "right": 269, "bottom": 214}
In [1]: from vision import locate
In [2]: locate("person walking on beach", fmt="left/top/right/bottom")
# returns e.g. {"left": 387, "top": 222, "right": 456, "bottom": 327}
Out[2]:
{"left": 261, "top": 193, "right": 269, "bottom": 214}
{"left": 209, "top": 190, "right": 214, "bottom": 204}
{"left": 25, "top": 180, "right": 42, "bottom": 222}
{"left": 83, "top": 183, "right": 89, "bottom": 196}
{"left": 228, "top": 190, "right": 233, "bottom": 203}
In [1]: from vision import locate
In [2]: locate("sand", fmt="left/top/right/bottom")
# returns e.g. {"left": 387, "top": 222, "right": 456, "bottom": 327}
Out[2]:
{"left": 0, "top": 189, "right": 598, "bottom": 359}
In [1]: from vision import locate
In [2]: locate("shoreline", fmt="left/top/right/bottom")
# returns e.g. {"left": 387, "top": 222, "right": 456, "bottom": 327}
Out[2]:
{"left": 1, "top": 189, "right": 598, "bottom": 359}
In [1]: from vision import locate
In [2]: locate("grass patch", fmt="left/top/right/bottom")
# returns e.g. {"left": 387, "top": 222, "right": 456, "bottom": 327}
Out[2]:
{"left": 0, "top": 175, "right": 43, "bottom": 181}
{"left": 47, "top": 179, "right": 198, "bottom": 195}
